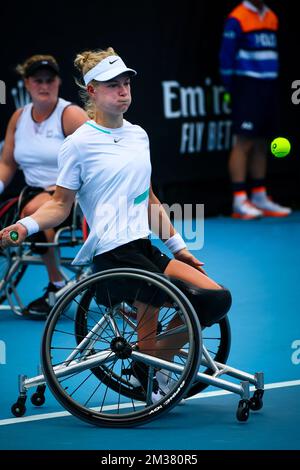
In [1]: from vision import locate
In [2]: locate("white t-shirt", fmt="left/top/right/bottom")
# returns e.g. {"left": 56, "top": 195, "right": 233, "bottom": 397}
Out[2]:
{"left": 56, "top": 119, "right": 152, "bottom": 265}
{"left": 14, "top": 98, "right": 71, "bottom": 188}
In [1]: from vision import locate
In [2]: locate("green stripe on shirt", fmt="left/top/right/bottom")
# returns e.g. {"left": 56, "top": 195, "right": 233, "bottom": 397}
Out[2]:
{"left": 85, "top": 121, "right": 111, "bottom": 134}
{"left": 134, "top": 188, "right": 150, "bottom": 205}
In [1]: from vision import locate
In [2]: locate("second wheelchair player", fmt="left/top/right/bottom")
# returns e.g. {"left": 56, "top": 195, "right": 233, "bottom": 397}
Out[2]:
{"left": 0, "top": 47, "right": 231, "bottom": 402}
{"left": 0, "top": 54, "right": 87, "bottom": 316}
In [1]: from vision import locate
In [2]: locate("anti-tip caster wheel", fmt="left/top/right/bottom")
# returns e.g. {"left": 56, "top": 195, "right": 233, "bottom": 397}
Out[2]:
{"left": 11, "top": 397, "right": 27, "bottom": 417}
{"left": 236, "top": 399, "right": 250, "bottom": 422}
{"left": 31, "top": 385, "right": 46, "bottom": 406}
{"left": 249, "top": 389, "right": 264, "bottom": 411}
{"left": 31, "top": 392, "right": 45, "bottom": 406}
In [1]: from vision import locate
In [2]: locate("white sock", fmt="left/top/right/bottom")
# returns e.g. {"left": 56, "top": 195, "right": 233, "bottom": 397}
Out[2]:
{"left": 156, "top": 369, "right": 173, "bottom": 391}
{"left": 251, "top": 189, "right": 267, "bottom": 203}
{"left": 233, "top": 192, "right": 247, "bottom": 207}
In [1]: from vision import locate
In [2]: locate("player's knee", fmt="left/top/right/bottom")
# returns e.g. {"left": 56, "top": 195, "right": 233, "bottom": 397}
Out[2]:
{"left": 236, "top": 139, "right": 253, "bottom": 154}
{"left": 21, "top": 193, "right": 51, "bottom": 218}
{"left": 21, "top": 204, "right": 33, "bottom": 218}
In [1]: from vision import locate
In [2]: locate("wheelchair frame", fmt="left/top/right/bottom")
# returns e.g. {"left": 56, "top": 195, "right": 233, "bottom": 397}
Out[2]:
{"left": 0, "top": 191, "right": 90, "bottom": 316}
{"left": 11, "top": 268, "right": 264, "bottom": 426}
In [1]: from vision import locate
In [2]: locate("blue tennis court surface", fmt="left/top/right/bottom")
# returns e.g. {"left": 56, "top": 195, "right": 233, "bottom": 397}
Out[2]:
{"left": 0, "top": 213, "right": 299, "bottom": 450}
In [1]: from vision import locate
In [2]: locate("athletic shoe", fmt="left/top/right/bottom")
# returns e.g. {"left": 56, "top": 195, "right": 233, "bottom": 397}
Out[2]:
{"left": 25, "top": 282, "right": 60, "bottom": 318}
{"left": 130, "top": 360, "right": 150, "bottom": 392}
{"left": 151, "top": 369, "right": 175, "bottom": 403}
{"left": 151, "top": 389, "right": 166, "bottom": 403}
{"left": 232, "top": 200, "right": 263, "bottom": 220}
{"left": 251, "top": 196, "right": 292, "bottom": 217}
{"left": 128, "top": 363, "right": 186, "bottom": 405}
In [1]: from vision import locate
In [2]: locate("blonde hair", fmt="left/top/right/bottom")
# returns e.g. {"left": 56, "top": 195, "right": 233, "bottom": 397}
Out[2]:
{"left": 74, "top": 47, "right": 118, "bottom": 119}
{"left": 16, "top": 54, "right": 59, "bottom": 78}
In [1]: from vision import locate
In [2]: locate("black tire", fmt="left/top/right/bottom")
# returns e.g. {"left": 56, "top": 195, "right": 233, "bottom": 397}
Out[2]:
{"left": 11, "top": 403, "right": 26, "bottom": 417}
{"left": 41, "top": 269, "right": 202, "bottom": 427}
{"left": 236, "top": 399, "right": 250, "bottom": 422}
{"left": 249, "top": 389, "right": 264, "bottom": 411}
{"left": 185, "top": 317, "right": 231, "bottom": 398}
{"left": 31, "top": 393, "right": 46, "bottom": 406}
{"left": 11, "top": 396, "right": 27, "bottom": 417}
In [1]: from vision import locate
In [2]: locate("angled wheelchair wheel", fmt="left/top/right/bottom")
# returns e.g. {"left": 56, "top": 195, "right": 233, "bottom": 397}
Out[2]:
{"left": 0, "top": 197, "right": 27, "bottom": 304}
{"left": 0, "top": 253, "right": 27, "bottom": 304}
{"left": 0, "top": 197, "right": 19, "bottom": 229}
{"left": 0, "top": 251, "right": 10, "bottom": 302}
{"left": 41, "top": 268, "right": 202, "bottom": 427}
{"left": 184, "top": 316, "right": 231, "bottom": 398}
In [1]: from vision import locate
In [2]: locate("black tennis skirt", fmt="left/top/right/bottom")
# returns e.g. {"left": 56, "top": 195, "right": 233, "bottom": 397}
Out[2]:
{"left": 93, "top": 238, "right": 172, "bottom": 307}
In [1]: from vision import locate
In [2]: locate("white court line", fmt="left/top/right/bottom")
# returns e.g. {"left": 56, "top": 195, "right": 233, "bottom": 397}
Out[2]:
{"left": 0, "top": 401, "right": 145, "bottom": 426}
{"left": 0, "top": 378, "right": 299, "bottom": 427}
{"left": 188, "top": 378, "right": 300, "bottom": 400}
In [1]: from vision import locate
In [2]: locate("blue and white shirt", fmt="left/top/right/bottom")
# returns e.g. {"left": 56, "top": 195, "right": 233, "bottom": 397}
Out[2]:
{"left": 219, "top": 1, "right": 279, "bottom": 90}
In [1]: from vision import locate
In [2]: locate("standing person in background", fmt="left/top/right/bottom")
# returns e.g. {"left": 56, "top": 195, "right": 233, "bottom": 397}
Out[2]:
{"left": 219, "top": 0, "right": 291, "bottom": 219}
{"left": 0, "top": 54, "right": 87, "bottom": 316}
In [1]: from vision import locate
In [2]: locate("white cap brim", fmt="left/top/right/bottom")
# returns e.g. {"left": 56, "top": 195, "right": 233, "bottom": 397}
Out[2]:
{"left": 84, "top": 56, "right": 137, "bottom": 85}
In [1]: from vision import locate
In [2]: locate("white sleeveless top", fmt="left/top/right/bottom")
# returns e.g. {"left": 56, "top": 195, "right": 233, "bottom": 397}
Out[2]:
{"left": 14, "top": 98, "right": 71, "bottom": 188}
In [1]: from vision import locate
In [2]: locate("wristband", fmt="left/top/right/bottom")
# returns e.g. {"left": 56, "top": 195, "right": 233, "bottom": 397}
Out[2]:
{"left": 164, "top": 233, "right": 187, "bottom": 254}
{"left": 17, "top": 216, "right": 40, "bottom": 236}
{"left": 0, "top": 180, "right": 5, "bottom": 195}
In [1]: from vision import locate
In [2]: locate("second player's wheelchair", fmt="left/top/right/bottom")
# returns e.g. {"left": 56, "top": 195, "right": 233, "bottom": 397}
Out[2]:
{"left": 11, "top": 268, "right": 264, "bottom": 426}
{"left": 0, "top": 189, "right": 90, "bottom": 316}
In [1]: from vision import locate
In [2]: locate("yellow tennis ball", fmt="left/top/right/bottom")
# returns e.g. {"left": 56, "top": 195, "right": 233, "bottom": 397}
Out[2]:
{"left": 271, "top": 137, "right": 291, "bottom": 158}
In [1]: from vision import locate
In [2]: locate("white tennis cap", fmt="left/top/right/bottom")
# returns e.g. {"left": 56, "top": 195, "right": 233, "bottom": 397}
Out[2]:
{"left": 83, "top": 56, "right": 137, "bottom": 85}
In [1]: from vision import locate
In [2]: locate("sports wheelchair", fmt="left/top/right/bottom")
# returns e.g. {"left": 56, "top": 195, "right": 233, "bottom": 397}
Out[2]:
{"left": 11, "top": 267, "right": 264, "bottom": 426}
{"left": 0, "top": 188, "right": 90, "bottom": 316}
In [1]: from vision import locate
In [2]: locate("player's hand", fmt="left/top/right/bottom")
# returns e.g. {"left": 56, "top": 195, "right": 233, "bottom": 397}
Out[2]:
{"left": 0, "top": 223, "right": 27, "bottom": 248}
{"left": 174, "top": 248, "right": 207, "bottom": 275}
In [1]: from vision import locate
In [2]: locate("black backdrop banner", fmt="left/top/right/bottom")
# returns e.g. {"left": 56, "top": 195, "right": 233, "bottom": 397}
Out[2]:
{"left": 0, "top": 0, "right": 299, "bottom": 207}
